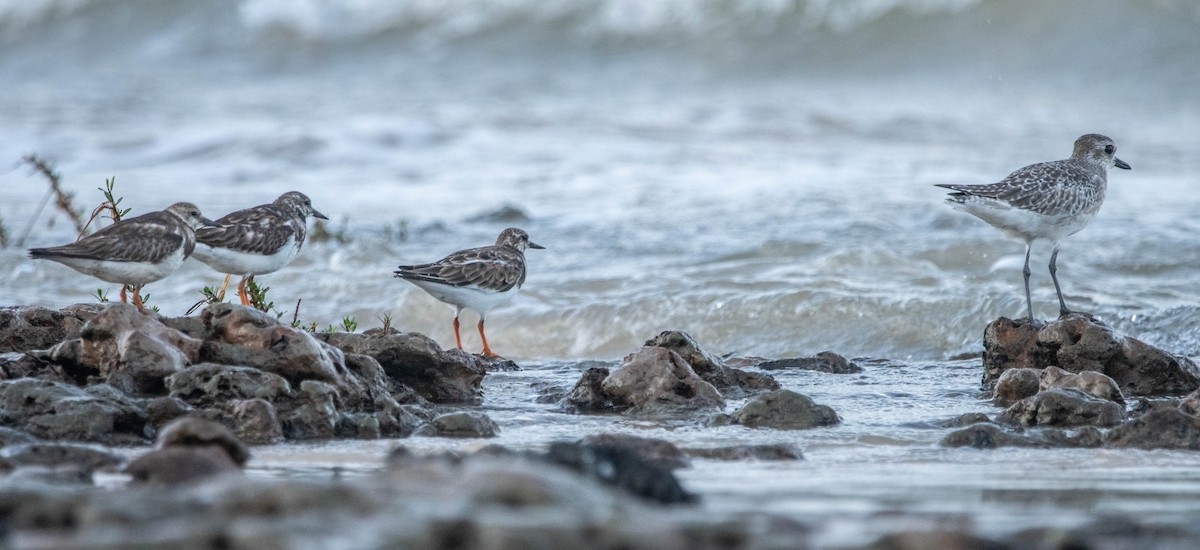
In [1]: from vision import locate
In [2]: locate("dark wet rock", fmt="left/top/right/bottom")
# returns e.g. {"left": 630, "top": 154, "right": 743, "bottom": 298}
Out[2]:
{"left": 124, "top": 445, "right": 242, "bottom": 486}
{"left": 466, "top": 204, "right": 532, "bottom": 223}
{"left": 1182, "top": 388, "right": 1200, "bottom": 415}
{"left": 143, "top": 395, "right": 192, "bottom": 429}
{"left": 317, "top": 331, "right": 487, "bottom": 404}
{"left": 226, "top": 398, "right": 283, "bottom": 444}
{"left": 601, "top": 347, "right": 724, "bottom": 417}
{"left": 0, "top": 303, "right": 101, "bottom": 354}
{"left": 0, "top": 426, "right": 38, "bottom": 447}
{"left": 998, "top": 388, "right": 1125, "bottom": 428}
{"left": 579, "top": 433, "right": 690, "bottom": 470}
{"left": 546, "top": 441, "right": 697, "bottom": 504}
{"left": 1105, "top": 408, "right": 1200, "bottom": 450}
{"left": 992, "top": 367, "right": 1041, "bottom": 406}
{"left": 1040, "top": 365, "right": 1125, "bottom": 404}
{"left": 532, "top": 380, "right": 567, "bottom": 404}
{"left": 731, "top": 389, "right": 839, "bottom": 430}
{"left": 756, "top": 351, "right": 863, "bottom": 374}
{"left": 0, "top": 351, "right": 64, "bottom": 382}
{"left": 865, "top": 529, "right": 1006, "bottom": 550}
{"left": 560, "top": 366, "right": 612, "bottom": 413}
{"left": 644, "top": 330, "right": 780, "bottom": 396}
{"left": 983, "top": 314, "right": 1200, "bottom": 397}
{"left": 44, "top": 303, "right": 201, "bottom": 394}
{"left": 156, "top": 416, "right": 250, "bottom": 465}
{"left": 684, "top": 444, "right": 803, "bottom": 461}
{"left": 0, "top": 378, "right": 149, "bottom": 444}
{"left": 0, "top": 443, "right": 123, "bottom": 472}
{"left": 936, "top": 412, "right": 993, "bottom": 428}
{"left": 416, "top": 411, "right": 499, "bottom": 438}
{"left": 278, "top": 380, "right": 340, "bottom": 440}
{"left": 340, "top": 412, "right": 382, "bottom": 439}
{"left": 480, "top": 355, "right": 521, "bottom": 372}
{"left": 165, "top": 362, "right": 294, "bottom": 406}
{"left": 939, "top": 423, "right": 1103, "bottom": 449}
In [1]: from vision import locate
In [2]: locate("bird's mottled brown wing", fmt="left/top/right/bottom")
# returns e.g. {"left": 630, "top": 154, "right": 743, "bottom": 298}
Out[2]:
{"left": 936, "top": 160, "right": 1105, "bottom": 216}
{"left": 32, "top": 211, "right": 185, "bottom": 263}
{"left": 196, "top": 204, "right": 301, "bottom": 255}
{"left": 395, "top": 246, "right": 525, "bottom": 292}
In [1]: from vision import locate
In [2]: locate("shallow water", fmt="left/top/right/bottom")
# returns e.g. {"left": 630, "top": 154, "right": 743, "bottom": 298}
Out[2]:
{"left": 3, "top": 0, "right": 1200, "bottom": 546}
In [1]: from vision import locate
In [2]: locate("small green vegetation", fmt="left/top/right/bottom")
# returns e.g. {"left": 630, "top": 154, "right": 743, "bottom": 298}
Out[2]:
{"left": 377, "top": 312, "right": 393, "bottom": 333}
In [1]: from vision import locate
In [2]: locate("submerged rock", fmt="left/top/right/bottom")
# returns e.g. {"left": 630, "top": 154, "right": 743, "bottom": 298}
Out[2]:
{"left": 731, "top": 389, "right": 840, "bottom": 430}
{"left": 982, "top": 314, "right": 1200, "bottom": 397}
{"left": 684, "top": 444, "right": 804, "bottom": 461}
{"left": 546, "top": 441, "right": 697, "bottom": 505}
{"left": 579, "top": 433, "right": 691, "bottom": 470}
{"left": 415, "top": 411, "right": 499, "bottom": 438}
{"left": 997, "top": 388, "right": 1125, "bottom": 428}
{"left": 939, "top": 423, "right": 1104, "bottom": 449}
{"left": 601, "top": 347, "right": 725, "bottom": 417}
{"left": 1104, "top": 408, "right": 1200, "bottom": 450}
{"left": 755, "top": 351, "right": 863, "bottom": 374}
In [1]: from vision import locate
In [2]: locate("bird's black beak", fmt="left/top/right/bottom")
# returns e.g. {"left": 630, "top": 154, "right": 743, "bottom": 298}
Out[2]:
{"left": 313, "top": 210, "right": 329, "bottom": 220}
{"left": 528, "top": 241, "right": 546, "bottom": 250}
{"left": 1114, "top": 158, "right": 1131, "bottom": 170}
{"left": 201, "top": 217, "right": 218, "bottom": 228}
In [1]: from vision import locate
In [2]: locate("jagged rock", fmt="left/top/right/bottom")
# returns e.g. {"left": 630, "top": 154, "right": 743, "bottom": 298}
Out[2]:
{"left": 318, "top": 331, "right": 487, "bottom": 404}
{"left": 601, "top": 347, "right": 724, "bottom": 417}
{"left": 1040, "top": 365, "right": 1125, "bottom": 404}
{"left": 560, "top": 367, "right": 612, "bottom": 413}
{"left": 45, "top": 303, "right": 201, "bottom": 394}
{"left": 997, "top": 388, "right": 1125, "bottom": 428}
{"left": 993, "top": 368, "right": 1041, "bottom": 406}
{"left": 684, "top": 444, "right": 803, "bottom": 461}
{"left": 939, "top": 423, "right": 1103, "bottom": 449}
{"left": 165, "top": 363, "right": 294, "bottom": 406}
{"left": 0, "top": 304, "right": 101, "bottom": 354}
{"left": 644, "top": 331, "right": 779, "bottom": 396}
{"left": 278, "top": 380, "right": 340, "bottom": 440}
{"left": 156, "top": 416, "right": 250, "bottom": 465}
{"left": 0, "top": 379, "right": 149, "bottom": 444}
{"left": 545, "top": 441, "right": 697, "bottom": 504}
{"left": 0, "top": 426, "right": 38, "bottom": 447}
{"left": 0, "top": 351, "right": 64, "bottom": 382}
{"left": 939, "top": 413, "right": 993, "bottom": 428}
{"left": 731, "top": 389, "right": 839, "bottom": 430}
{"left": 755, "top": 351, "right": 863, "bottom": 374}
{"left": 416, "top": 411, "right": 499, "bottom": 438}
{"left": 579, "top": 434, "right": 690, "bottom": 470}
{"left": 1105, "top": 408, "right": 1200, "bottom": 450}
{"left": 226, "top": 398, "right": 283, "bottom": 444}
{"left": 983, "top": 314, "right": 1200, "bottom": 397}
{"left": 143, "top": 396, "right": 192, "bottom": 429}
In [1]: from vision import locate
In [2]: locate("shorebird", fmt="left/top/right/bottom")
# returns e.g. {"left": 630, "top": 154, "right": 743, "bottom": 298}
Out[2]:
{"left": 936, "top": 134, "right": 1130, "bottom": 324}
{"left": 190, "top": 191, "right": 328, "bottom": 306}
{"left": 394, "top": 228, "right": 544, "bottom": 357}
{"left": 29, "top": 202, "right": 214, "bottom": 310}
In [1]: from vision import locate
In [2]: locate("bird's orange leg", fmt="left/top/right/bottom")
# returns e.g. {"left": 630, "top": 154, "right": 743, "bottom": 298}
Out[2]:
{"left": 216, "top": 274, "right": 232, "bottom": 301}
{"left": 478, "top": 318, "right": 498, "bottom": 357}
{"left": 131, "top": 285, "right": 145, "bottom": 311}
{"left": 452, "top": 315, "right": 463, "bottom": 350}
{"left": 237, "top": 276, "right": 251, "bottom": 306}
{"left": 119, "top": 285, "right": 128, "bottom": 303}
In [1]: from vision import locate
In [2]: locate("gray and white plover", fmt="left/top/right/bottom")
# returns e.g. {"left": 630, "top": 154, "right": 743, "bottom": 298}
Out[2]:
{"left": 936, "top": 134, "right": 1131, "bottom": 324}
{"left": 29, "top": 202, "right": 215, "bottom": 310}
{"left": 394, "top": 228, "right": 545, "bottom": 357}
{"left": 191, "top": 191, "right": 328, "bottom": 306}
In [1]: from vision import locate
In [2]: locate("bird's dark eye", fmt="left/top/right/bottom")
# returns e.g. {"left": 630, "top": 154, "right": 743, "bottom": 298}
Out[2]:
{"left": 1104, "top": 144, "right": 1115, "bottom": 155}
{"left": 191, "top": 211, "right": 199, "bottom": 217}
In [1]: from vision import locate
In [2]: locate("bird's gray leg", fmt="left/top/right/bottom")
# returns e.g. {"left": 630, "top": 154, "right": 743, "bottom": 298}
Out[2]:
{"left": 1049, "top": 243, "right": 1071, "bottom": 317}
{"left": 1023, "top": 241, "right": 1035, "bottom": 325}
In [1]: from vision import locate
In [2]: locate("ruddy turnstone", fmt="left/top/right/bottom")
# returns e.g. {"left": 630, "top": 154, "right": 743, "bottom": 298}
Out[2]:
{"left": 190, "top": 191, "right": 328, "bottom": 306}
{"left": 29, "top": 202, "right": 214, "bottom": 310}
{"left": 394, "top": 227, "right": 544, "bottom": 357}
{"left": 936, "top": 134, "right": 1130, "bottom": 324}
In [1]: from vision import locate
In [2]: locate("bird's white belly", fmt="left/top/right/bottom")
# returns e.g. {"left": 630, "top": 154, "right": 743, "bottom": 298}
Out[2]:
{"left": 56, "top": 246, "right": 186, "bottom": 285}
{"left": 191, "top": 238, "right": 299, "bottom": 276}
{"left": 954, "top": 200, "right": 1096, "bottom": 243}
{"left": 408, "top": 280, "right": 520, "bottom": 316}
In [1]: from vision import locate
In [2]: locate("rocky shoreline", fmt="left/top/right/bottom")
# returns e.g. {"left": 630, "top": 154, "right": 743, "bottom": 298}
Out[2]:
{"left": 2, "top": 304, "right": 1200, "bottom": 548}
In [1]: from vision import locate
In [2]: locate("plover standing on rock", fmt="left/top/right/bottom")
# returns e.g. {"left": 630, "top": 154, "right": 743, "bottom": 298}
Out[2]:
{"left": 29, "top": 202, "right": 214, "bottom": 310}
{"left": 395, "top": 228, "right": 544, "bottom": 357}
{"left": 936, "top": 134, "right": 1130, "bottom": 324}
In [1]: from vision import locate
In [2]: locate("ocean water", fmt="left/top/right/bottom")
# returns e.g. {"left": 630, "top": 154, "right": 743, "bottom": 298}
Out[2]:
{"left": 3, "top": 0, "right": 1200, "bottom": 545}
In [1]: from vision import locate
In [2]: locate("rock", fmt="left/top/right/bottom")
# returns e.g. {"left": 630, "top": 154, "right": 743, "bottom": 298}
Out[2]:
{"left": 644, "top": 331, "right": 779, "bottom": 396}
{"left": 45, "top": 303, "right": 200, "bottom": 394}
{"left": 560, "top": 367, "right": 612, "bottom": 413}
{"left": 124, "top": 446, "right": 242, "bottom": 486}
{"left": 685, "top": 444, "right": 803, "bottom": 461}
{"left": 731, "top": 389, "right": 839, "bottom": 430}
{"left": 993, "top": 368, "right": 1041, "bottom": 406}
{"left": 318, "top": 331, "right": 487, "bottom": 404}
{"left": 939, "top": 413, "right": 992, "bottom": 428}
{"left": 0, "top": 304, "right": 101, "bottom": 353}
{"left": 545, "top": 441, "right": 697, "bottom": 504}
{"left": 939, "top": 423, "right": 1103, "bottom": 449}
{"left": 479, "top": 355, "right": 521, "bottom": 372}
{"left": 0, "top": 351, "right": 64, "bottom": 382}
{"left": 755, "top": 351, "right": 863, "bottom": 374}
{"left": 601, "top": 347, "right": 724, "bottom": 417}
{"left": 0, "top": 426, "right": 38, "bottom": 447}
{"left": 0, "top": 443, "right": 123, "bottom": 472}
{"left": 278, "top": 380, "right": 340, "bottom": 440}
{"left": 143, "top": 396, "right": 192, "bottom": 429}
{"left": 0, "top": 379, "right": 149, "bottom": 444}
{"left": 983, "top": 314, "right": 1200, "bottom": 397}
{"left": 226, "top": 398, "right": 283, "bottom": 444}
{"left": 998, "top": 388, "right": 1126, "bottom": 428}
{"left": 1183, "top": 389, "right": 1200, "bottom": 415}
{"left": 156, "top": 416, "right": 250, "bottom": 465}
{"left": 416, "top": 411, "right": 499, "bottom": 438}
{"left": 579, "top": 434, "right": 690, "bottom": 470}
{"left": 865, "top": 530, "right": 1005, "bottom": 550}
{"left": 466, "top": 204, "right": 532, "bottom": 223}
{"left": 1040, "top": 365, "right": 1125, "bottom": 404}
{"left": 1105, "top": 408, "right": 1200, "bottom": 450}
{"left": 165, "top": 363, "right": 294, "bottom": 406}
